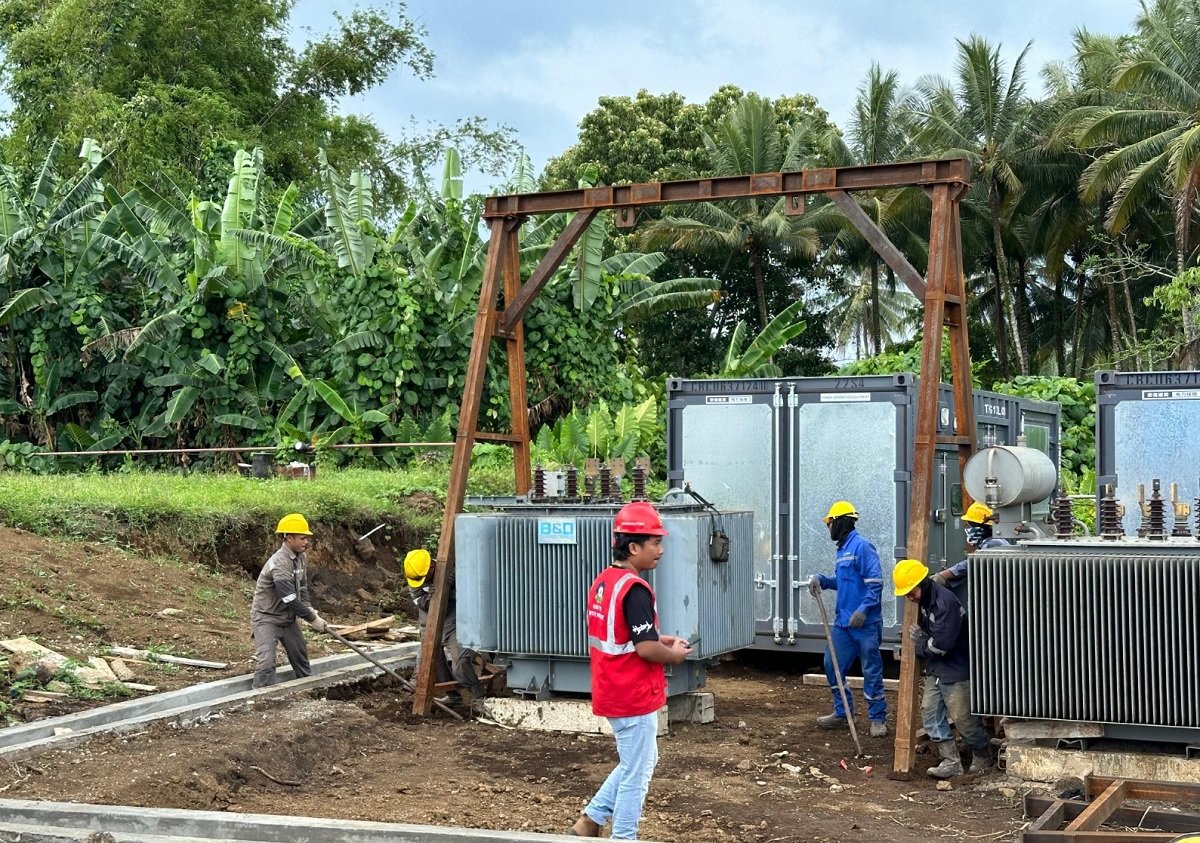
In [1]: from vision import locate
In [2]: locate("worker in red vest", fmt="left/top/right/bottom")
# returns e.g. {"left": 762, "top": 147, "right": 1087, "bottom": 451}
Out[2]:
{"left": 568, "top": 501, "right": 692, "bottom": 839}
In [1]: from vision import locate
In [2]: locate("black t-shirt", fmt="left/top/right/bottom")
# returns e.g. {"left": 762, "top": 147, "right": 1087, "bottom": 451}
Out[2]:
{"left": 620, "top": 577, "right": 659, "bottom": 644}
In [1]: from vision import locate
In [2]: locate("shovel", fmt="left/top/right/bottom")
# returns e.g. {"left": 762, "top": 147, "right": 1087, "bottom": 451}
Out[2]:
{"left": 325, "top": 627, "right": 464, "bottom": 721}
{"left": 811, "top": 589, "right": 864, "bottom": 757}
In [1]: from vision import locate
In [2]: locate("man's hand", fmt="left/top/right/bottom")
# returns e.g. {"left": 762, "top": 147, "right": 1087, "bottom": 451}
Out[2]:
{"left": 848, "top": 610, "right": 866, "bottom": 628}
{"left": 309, "top": 614, "right": 328, "bottom": 633}
{"left": 807, "top": 576, "right": 822, "bottom": 597}
{"left": 908, "top": 622, "right": 927, "bottom": 642}
{"left": 670, "top": 638, "right": 694, "bottom": 664}
{"left": 930, "top": 571, "right": 948, "bottom": 587}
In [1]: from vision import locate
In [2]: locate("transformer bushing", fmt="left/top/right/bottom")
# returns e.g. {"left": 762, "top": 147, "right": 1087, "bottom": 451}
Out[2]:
{"left": 631, "top": 464, "right": 648, "bottom": 501}
{"left": 565, "top": 465, "right": 579, "bottom": 499}
{"left": 1144, "top": 479, "right": 1168, "bottom": 541}
{"left": 1051, "top": 491, "right": 1075, "bottom": 539}
{"left": 532, "top": 465, "right": 546, "bottom": 501}
{"left": 1195, "top": 484, "right": 1200, "bottom": 539}
{"left": 1099, "top": 484, "right": 1124, "bottom": 540}
{"left": 598, "top": 463, "right": 613, "bottom": 500}
{"left": 584, "top": 474, "right": 597, "bottom": 500}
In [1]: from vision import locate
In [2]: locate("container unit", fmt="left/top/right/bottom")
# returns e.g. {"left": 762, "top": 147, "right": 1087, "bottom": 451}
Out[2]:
{"left": 665, "top": 373, "right": 1059, "bottom": 653}
{"left": 456, "top": 502, "right": 755, "bottom": 698}
{"left": 970, "top": 538, "right": 1200, "bottom": 745}
{"left": 1095, "top": 370, "right": 1200, "bottom": 537}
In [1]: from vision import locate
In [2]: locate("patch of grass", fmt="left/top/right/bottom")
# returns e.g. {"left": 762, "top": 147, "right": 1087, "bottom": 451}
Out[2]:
{"left": 194, "top": 587, "right": 223, "bottom": 603}
{"left": 0, "top": 459, "right": 517, "bottom": 544}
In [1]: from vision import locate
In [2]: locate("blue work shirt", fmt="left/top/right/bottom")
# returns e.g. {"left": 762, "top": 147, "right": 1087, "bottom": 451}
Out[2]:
{"left": 816, "top": 529, "right": 884, "bottom": 628}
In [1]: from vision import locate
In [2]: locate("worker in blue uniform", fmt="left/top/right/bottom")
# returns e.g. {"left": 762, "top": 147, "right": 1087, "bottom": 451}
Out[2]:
{"left": 807, "top": 500, "right": 888, "bottom": 737}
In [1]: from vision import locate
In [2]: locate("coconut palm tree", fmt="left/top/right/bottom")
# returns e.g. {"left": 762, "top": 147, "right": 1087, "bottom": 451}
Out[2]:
{"left": 1069, "top": 0, "right": 1200, "bottom": 358}
{"left": 636, "top": 94, "right": 819, "bottom": 329}
{"left": 799, "top": 64, "right": 923, "bottom": 356}
{"left": 910, "top": 36, "right": 1040, "bottom": 374}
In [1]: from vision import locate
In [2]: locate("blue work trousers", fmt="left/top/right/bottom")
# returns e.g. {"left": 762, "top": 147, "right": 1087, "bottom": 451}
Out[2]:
{"left": 921, "top": 674, "right": 990, "bottom": 751}
{"left": 584, "top": 712, "right": 660, "bottom": 840}
{"left": 824, "top": 623, "right": 888, "bottom": 723}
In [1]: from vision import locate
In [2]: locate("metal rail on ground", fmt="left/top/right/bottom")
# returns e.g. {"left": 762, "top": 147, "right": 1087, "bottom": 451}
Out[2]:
{"left": 0, "top": 800, "right": 626, "bottom": 843}
{"left": 0, "top": 644, "right": 419, "bottom": 760}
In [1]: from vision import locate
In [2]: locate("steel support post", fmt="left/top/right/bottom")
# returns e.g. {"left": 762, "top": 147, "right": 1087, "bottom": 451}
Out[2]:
{"left": 892, "top": 183, "right": 973, "bottom": 775}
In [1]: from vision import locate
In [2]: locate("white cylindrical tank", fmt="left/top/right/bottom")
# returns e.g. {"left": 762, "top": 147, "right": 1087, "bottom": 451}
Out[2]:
{"left": 963, "top": 445, "right": 1057, "bottom": 507}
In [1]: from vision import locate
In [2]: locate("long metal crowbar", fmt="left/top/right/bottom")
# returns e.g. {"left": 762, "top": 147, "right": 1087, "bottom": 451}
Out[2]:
{"left": 325, "top": 628, "right": 464, "bottom": 721}
{"left": 812, "top": 589, "right": 864, "bottom": 757}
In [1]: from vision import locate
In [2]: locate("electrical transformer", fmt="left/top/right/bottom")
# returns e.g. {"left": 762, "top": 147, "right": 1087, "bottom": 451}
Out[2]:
{"left": 456, "top": 500, "right": 755, "bottom": 698}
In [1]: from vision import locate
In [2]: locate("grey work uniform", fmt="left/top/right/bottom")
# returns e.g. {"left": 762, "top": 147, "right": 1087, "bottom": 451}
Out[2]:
{"left": 251, "top": 543, "right": 318, "bottom": 688}
{"left": 411, "top": 576, "right": 483, "bottom": 698}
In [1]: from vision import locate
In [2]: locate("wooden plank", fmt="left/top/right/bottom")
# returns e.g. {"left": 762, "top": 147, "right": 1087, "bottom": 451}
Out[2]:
{"left": 1025, "top": 794, "right": 1200, "bottom": 833}
{"left": 802, "top": 673, "right": 899, "bottom": 690}
{"left": 1066, "top": 779, "right": 1128, "bottom": 831}
{"left": 108, "top": 647, "right": 227, "bottom": 669}
{"left": 1026, "top": 798, "right": 1066, "bottom": 832}
{"left": 1022, "top": 833, "right": 1175, "bottom": 842}
{"left": 20, "top": 691, "right": 68, "bottom": 703}
{"left": 1088, "top": 775, "right": 1200, "bottom": 803}
{"left": 328, "top": 616, "right": 395, "bottom": 639}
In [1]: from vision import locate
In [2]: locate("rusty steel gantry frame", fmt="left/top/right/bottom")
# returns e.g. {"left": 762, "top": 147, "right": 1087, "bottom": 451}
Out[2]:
{"left": 412, "top": 158, "right": 977, "bottom": 776}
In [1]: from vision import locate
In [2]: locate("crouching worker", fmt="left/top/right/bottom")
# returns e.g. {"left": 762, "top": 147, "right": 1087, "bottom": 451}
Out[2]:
{"left": 405, "top": 549, "right": 484, "bottom": 704}
{"left": 893, "top": 558, "right": 994, "bottom": 778}
{"left": 251, "top": 513, "right": 333, "bottom": 688}
{"left": 569, "top": 501, "right": 692, "bottom": 839}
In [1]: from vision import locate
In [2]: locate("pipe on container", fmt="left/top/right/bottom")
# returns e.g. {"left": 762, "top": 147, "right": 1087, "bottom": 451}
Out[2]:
{"left": 786, "top": 383, "right": 798, "bottom": 644}
{"left": 771, "top": 383, "right": 784, "bottom": 644}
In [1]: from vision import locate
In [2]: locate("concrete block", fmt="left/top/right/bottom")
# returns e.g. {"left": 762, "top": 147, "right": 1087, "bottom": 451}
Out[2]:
{"left": 1002, "top": 718, "right": 1104, "bottom": 742}
{"left": 1007, "top": 743, "right": 1200, "bottom": 784}
{"left": 479, "top": 697, "right": 668, "bottom": 736}
{"left": 667, "top": 692, "right": 714, "bottom": 724}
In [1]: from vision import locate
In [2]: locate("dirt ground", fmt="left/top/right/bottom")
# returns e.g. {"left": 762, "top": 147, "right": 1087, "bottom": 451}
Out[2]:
{"left": 0, "top": 524, "right": 1033, "bottom": 842}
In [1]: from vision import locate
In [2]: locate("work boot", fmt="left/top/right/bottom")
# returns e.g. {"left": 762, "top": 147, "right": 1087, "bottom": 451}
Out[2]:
{"left": 815, "top": 713, "right": 849, "bottom": 729}
{"left": 869, "top": 721, "right": 888, "bottom": 738}
{"left": 967, "top": 745, "right": 994, "bottom": 774}
{"left": 927, "top": 740, "right": 964, "bottom": 779}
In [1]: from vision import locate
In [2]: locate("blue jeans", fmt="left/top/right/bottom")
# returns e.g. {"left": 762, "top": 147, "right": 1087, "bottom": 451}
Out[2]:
{"left": 824, "top": 623, "right": 887, "bottom": 723}
{"left": 920, "top": 674, "right": 989, "bottom": 751}
{"left": 584, "top": 712, "right": 660, "bottom": 840}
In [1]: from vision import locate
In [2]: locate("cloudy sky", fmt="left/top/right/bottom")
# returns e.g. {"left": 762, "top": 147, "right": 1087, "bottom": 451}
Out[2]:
{"left": 293, "top": 0, "right": 1142, "bottom": 192}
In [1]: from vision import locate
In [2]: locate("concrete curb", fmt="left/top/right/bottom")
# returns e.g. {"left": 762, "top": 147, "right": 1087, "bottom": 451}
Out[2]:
{"left": 0, "top": 644, "right": 419, "bottom": 760}
{"left": 0, "top": 800, "right": 612, "bottom": 842}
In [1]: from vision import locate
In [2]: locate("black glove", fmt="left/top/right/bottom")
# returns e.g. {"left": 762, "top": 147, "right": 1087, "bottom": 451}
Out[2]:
{"left": 849, "top": 610, "right": 866, "bottom": 628}
{"left": 930, "top": 571, "right": 949, "bottom": 587}
{"left": 807, "top": 576, "right": 821, "bottom": 597}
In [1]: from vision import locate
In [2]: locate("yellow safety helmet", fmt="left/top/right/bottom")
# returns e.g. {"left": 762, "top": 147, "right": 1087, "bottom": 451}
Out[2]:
{"left": 275, "top": 513, "right": 312, "bottom": 536}
{"left": 823, "top": 500, "right": 859, "bottom": 525}
{"left": 404, "top": 549, "right": 432, "bottom": 588}
{"left": 963, "top": 502, "right": 995, "bottom": 525}
{"left": 893, "top": 559, "right": 930, "bottom": 596}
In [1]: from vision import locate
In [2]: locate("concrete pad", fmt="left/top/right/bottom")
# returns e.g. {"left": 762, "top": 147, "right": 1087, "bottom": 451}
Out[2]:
{"left": 1007, "top": 743, "right": 1200, "bottom": 784}
{"left": 667, "top": 691, "right": 714, "bottom": 724}
{"left": 0, "top": 799, "right": 642, "bottom": 842}
{"left": 0, "top": 644, "right": 419, "bottom": 760}
{"left": 479, "top": 697, "right": 668, "bottom": 736}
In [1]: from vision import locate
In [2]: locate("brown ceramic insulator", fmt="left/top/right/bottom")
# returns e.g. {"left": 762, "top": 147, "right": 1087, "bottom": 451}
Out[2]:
{"left": 565, "top": 465, "right": 579, "bottom": 499}
{"left": 1145, "top": 479, "right": 1168, "bottom": 540}
{"left": 1052, "top": 492, "right": 1074, "bottom": 540}
{"left": 1099, "top": 484, "right": 1124, "bottom": 540}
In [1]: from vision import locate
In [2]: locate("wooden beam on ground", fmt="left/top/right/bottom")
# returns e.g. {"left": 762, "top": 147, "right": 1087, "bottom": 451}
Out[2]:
{"left": 1066, "top": 779, "right": 1128, "bottom": 831}
{"left": 328, "top": 616, "right": 395, "bottom": 639}
{"left": 1025, "top": 794, "right": 1200, "bottom": 834}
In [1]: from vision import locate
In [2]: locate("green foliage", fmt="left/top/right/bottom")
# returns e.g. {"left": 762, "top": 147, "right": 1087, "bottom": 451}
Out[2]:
{"left": 532, "top": 397, "right": 659, "bottom": 467}
{"left": 989, "top": 375, "right": 1096, "bottom": 484}
{"left": 718, "top": 300, "right": 808, "bottom": 378}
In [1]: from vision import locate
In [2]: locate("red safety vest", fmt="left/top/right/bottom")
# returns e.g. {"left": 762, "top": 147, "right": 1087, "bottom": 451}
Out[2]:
{"left": 586, "top": 566, "right": 665, "bottom": 717}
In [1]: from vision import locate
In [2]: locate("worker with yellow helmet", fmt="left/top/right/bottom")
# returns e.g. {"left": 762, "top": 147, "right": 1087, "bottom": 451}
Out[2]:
{"left": 250, "top": 513, "right": 334, "bottom": 688}
{"left": 806, "top": 500, "right": 888, "bottom": 737}
{"left": 931, "top": 501, "right": 1010, "bottom": 586}
{"left": 404, "top": 549, "right": 484, "bottom": 705}
{"left": 893, "top": 558, "right": 993, "bottom": 778}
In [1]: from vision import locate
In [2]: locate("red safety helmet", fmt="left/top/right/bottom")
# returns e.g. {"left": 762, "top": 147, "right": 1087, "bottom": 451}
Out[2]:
{"left": 613, "top": 501, "right": 669, "bottom": 536}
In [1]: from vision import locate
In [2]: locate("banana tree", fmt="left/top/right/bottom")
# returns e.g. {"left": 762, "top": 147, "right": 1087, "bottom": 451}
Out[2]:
{"left": 718, "top": 299, "right": 809, "bottom": 377}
